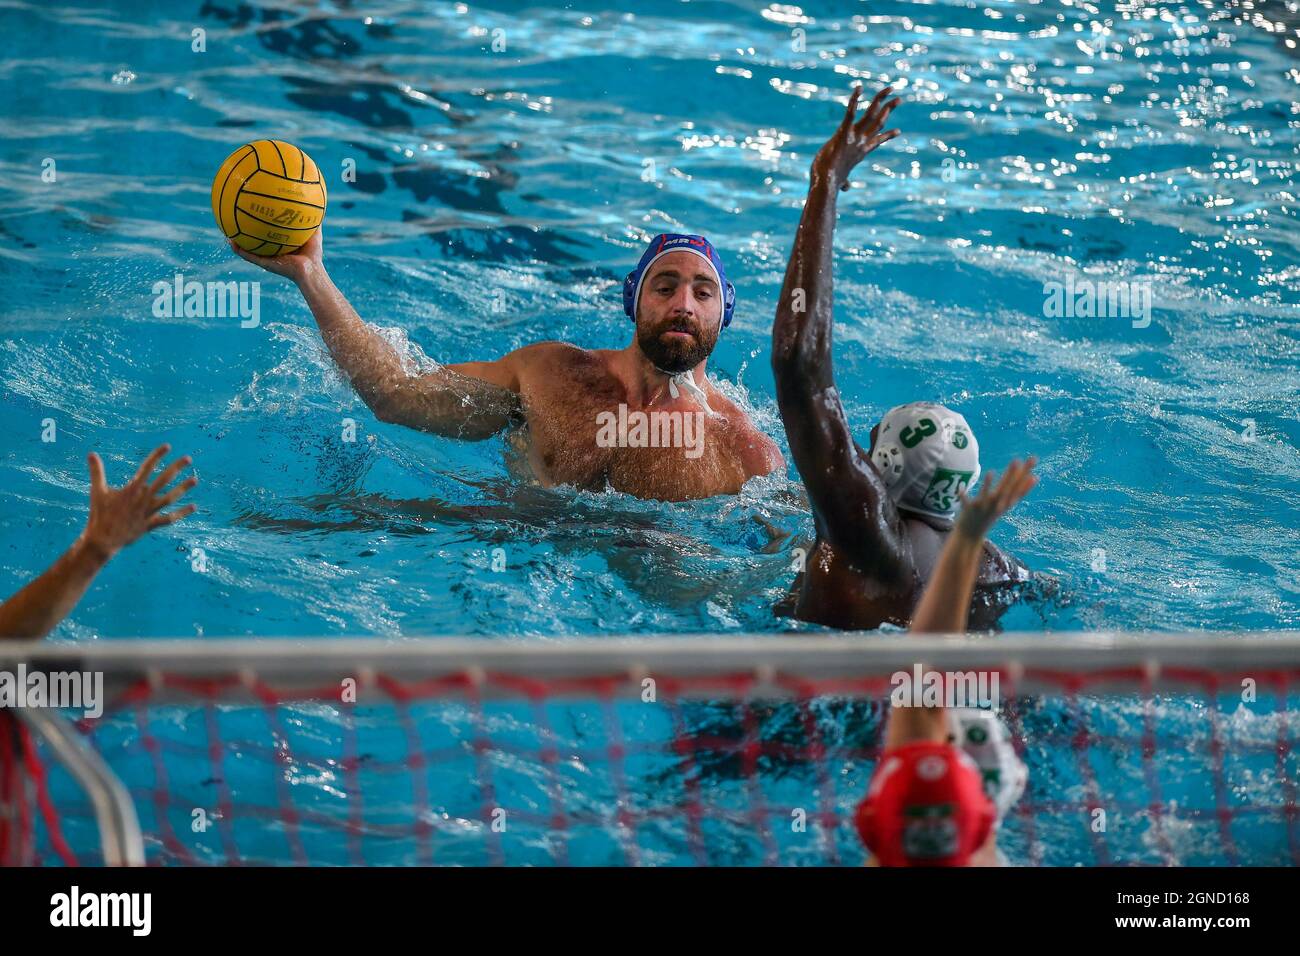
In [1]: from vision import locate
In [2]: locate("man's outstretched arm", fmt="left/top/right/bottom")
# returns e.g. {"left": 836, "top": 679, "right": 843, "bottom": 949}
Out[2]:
{"left": 0, "top": 446, "right": 197, "bottom": 640}
{"left": 772, "top": 85, "right": 905, "bottom": 577}
{"left": 885, "top": 458, "right": 1038, "bottom": 746}
{"left": 232, "top": 231, "right": 522, "bottom": 439}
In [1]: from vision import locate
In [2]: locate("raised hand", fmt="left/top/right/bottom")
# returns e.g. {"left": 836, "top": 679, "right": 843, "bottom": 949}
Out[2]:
{"left": 0, "top": 447, "right": 199, "bottom": 639}
{"left": 82, "top": 445, "right": 198, "bottom": 559}
{"left": 229, "top": 228, "right": 323, "bottom": 283}
{"left": 811, "top": 84, "right": 901, "bottom": 190}
{"left": 954, "top": 457, "right": 1038, "bottom": 544}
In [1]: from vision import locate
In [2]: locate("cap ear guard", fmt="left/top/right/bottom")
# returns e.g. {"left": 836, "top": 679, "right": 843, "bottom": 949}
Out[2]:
{"left": 872, "top": 442, "right": 906, "bottom": 488}
{"left": 622, "top": 269, "right": 639, "bottom": 320}
{"left": 720, "top": 279, "right": 735, "bottom": 329}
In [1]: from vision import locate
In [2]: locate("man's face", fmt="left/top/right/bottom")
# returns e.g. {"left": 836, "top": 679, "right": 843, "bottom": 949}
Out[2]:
{"left": 634, "top": 250, "right": 722, "bottom": 374}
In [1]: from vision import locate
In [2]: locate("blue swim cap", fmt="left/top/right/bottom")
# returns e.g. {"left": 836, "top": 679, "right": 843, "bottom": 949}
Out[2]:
{"left": 622, "top": 233, "right": 736, "bottom": 330}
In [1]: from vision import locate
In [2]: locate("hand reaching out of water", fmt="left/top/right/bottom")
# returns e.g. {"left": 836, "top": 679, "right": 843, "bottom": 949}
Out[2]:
{"left": 905, "top": 456, "right": 1038, "bottom": 644}
{"left": 229, "top": 228, "right": 323, "bottom": 284}
{"left": 82, "top": 445, "right": 198, "bottom": 559}
{"left": 811, "top": 84, "right": 901, "bottom": 190}
{"left": 0, "top": 445, "right": 199, "bottom": 640}
{"left": 954, "top": 457, "right": 1038, "bottom": 545}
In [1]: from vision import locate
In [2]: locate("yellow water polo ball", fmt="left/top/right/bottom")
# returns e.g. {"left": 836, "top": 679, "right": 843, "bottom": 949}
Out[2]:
{"left": 211, "top": 140, "right": 326, "bottom": 256}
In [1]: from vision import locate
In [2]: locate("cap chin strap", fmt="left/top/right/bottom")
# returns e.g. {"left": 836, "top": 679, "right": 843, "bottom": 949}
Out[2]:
{"left": 660, "top": 367, "right": 713, "bottom": 414}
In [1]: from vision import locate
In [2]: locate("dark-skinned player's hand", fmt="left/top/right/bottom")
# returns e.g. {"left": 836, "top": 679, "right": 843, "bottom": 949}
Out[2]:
{"left": 811, "top": 84, "right": 901, "bottom": 191}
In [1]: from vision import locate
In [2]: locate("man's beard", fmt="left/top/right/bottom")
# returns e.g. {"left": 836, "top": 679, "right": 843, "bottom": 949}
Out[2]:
{"left": 637, "top": 320, "right": 715, "bottom": 374}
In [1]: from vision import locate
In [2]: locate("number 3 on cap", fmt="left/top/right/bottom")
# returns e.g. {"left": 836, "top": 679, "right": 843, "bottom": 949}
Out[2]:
{"left": 900, "top": 418, "right": 937, "bottom": 449}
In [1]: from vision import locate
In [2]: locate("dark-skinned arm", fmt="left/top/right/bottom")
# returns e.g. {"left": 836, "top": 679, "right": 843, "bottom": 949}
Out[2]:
{"left": 772, "top": 85, "right": 907, "bottom": 580}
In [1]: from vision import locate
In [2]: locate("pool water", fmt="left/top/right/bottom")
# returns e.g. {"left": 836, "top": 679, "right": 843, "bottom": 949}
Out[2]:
{"left": 3, "top": 0, "right": 1299, "bottom": 865}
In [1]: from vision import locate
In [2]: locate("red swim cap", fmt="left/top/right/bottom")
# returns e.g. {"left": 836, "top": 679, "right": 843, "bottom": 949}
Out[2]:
{"left": 855, "top": 741, "right": 995, "bottom": 867}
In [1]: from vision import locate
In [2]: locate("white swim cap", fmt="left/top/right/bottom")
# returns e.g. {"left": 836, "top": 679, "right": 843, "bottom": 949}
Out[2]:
{"left": 870, "top": 402, "right": 981, "bottom": 521}
{"left": 949, "top": 708, "right": 1028, "bottom": 824}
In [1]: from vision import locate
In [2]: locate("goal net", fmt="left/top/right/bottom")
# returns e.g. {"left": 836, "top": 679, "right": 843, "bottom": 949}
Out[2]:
{"left": 2, "top": 633, "right": 1298, "bottom": 866}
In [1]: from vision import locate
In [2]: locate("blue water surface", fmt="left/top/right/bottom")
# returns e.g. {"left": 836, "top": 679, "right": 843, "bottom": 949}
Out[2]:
{"left": 3, "top": 0, "right": 1300, "bottom": 865}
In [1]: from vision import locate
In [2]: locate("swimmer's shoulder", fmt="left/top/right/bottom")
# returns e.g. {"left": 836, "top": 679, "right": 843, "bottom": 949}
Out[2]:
{"left": 699, "top": 383, "right": 777, "bottom": 435}
{"left": 506, "top": 341, "right": 615, "bottom": 382}
{"left": 504, "top": 340, "right": 587, "bottom": 365}
{"left": 703, "top": 386, "right": 785, "bottom": 476}
{"left": 904, "top": 520, "right": 1026, "bottom": 585}
{"left": 981, "top": 539, "right": 1030, "bottom": 579}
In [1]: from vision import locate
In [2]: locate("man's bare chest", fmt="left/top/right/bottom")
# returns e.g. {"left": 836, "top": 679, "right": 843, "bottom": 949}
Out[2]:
{"left": 517, "top": 378, "right": 749, "bottom": 499}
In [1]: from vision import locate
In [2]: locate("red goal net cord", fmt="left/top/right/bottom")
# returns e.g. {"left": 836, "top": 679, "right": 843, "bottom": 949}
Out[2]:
{"left": 3, "top": 640, "right": 1299, "bottom": 867}
{"left": 0, "top": 708, "right": 77, "bottom": 866}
